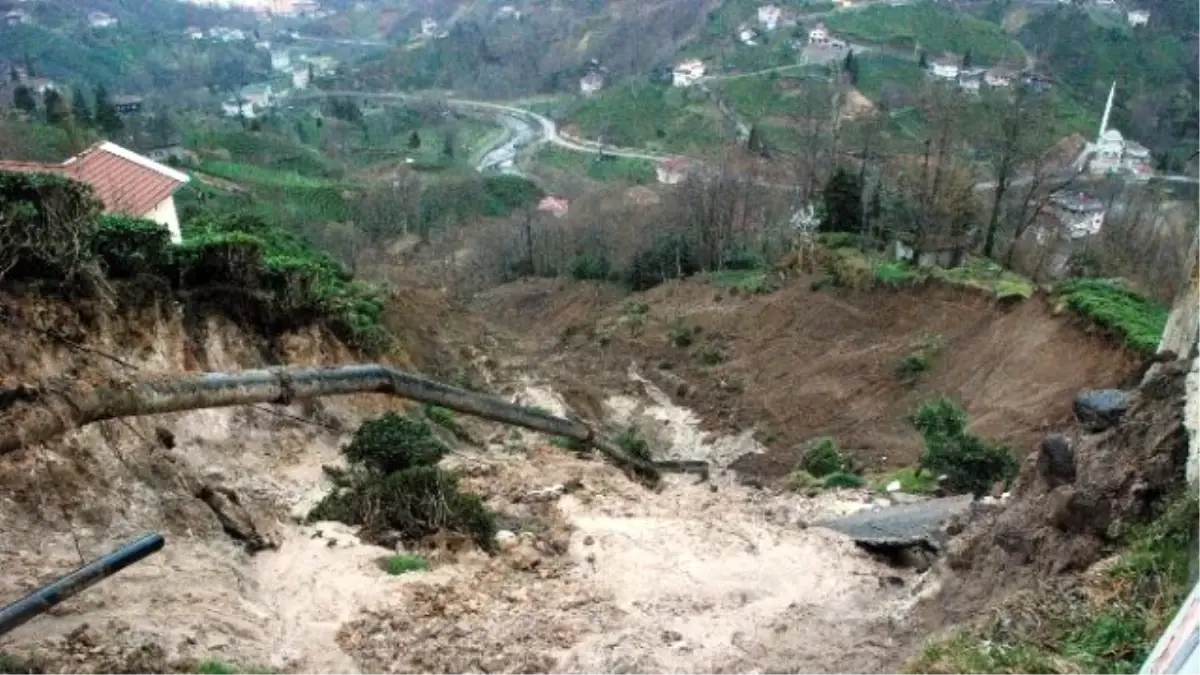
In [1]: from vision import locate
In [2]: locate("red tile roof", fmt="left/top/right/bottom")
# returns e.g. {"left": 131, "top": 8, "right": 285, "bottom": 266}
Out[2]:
{"left": 0, "top": 142, "right": 189, "bottom": 217}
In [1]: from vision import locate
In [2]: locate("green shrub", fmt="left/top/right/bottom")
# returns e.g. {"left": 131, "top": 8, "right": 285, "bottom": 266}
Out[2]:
{"left": 896, "top": 333, "right": 943, "bottom": 383}
{"left": 1056, "top": 278, "right": 1168, "bottom": 354}
{"left": 823, "top": 472, "right": 868, "bottom": 489}
{"left": 695, "top": 342, "right": 726, "bottom": 365}
{"left": 817, "top": 232, "right": 861, "bottom": 250}
{"left": 909, "top": 397, "right": 1018, "bottom": 496}
{"left": 310, "top": 414, "right": 497, "bottom": 551}
{"left": 195, "top": 661, "right": 273, "bottom": 675}
{"left": 0, "top": 653, "right": 43, "bottom": 674}
{"left": 667, "top": 318, "right": 698, "bottom": 347}
{"left": 801, "top": 437, "right": 847, "bottom": 477}
{"left": 343, "top": 412, "right": 449, "bottom": 474}
{"left": 614, "top": 426, "right": 652, "bottom": 462}
{"left": 786, "top": 470, "right": 824, "bottom": 493}
{"left": 568, "top": 253, "right": 612, "bottom": 281}
{"left": 92, "top": 215, "right": 172, "bottom": 278}
{"left": 0, "top": 170, "right": 103, "bottom": 283}
{"left": 622, "top": 298, "right": 650, "bottom": 316}
{"left": 423, "top": 404, "right": 463, "bottom": 435}
{"left": 384, "top": 554, "right": 430, "bottom": 575}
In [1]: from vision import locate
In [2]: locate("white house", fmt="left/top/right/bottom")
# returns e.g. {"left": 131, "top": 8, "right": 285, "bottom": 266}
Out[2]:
{"left": 984, "top": 68, "right": 1015, "bottom": 87}
{"left": 4, "top": 9, "right": 31, "bottom": 25}
{"left": 757, "top": 4, "right": 782, "bottom": 31}
{"left": 928, "top": 59, "right": 960, "bottom": 80}
{"left": 270, "top": 50, "right": 292, "bottom": 71}
{"left": 579, "top": 72, "right": 605, "bottom": 97}
{"left": 808, "top": 23, "right": 830, "bottom": 45}
{"left": 222, "top": 99, "right": 253, "bottom": 118}
{"left": 88, "top": 11, "right": 118, "bottom": 29}
{"left": 1087, "top": 82, "right": 1154, "bottom": 180}
{"left": 656, "top": 156, "right": 691, "bottom": 184}
{"left": 239, "top": 83, "right": 274, "bottom": 111}
{"left": 1127, "top": 9, "right": 1149, "bottom": 26}
{"left": 291, "top": 66, "right": 311, "bottom": 90}
{"left": 1046, "top": 192, "right": 1107, "bottom": 239}
{"left": 672, "top": 59, "right": 706, "bottom": 87}
{"left": 496, "top": 5, "right": 522, "bottom": 20}
{"left": 0, "top": 142, "right": 190, "bottom": 244}
{"left": 737, "top": 24, "right": 760, "bottom": 45}
{"left": 420, "top": 17, "right": 439, "bottom": 37}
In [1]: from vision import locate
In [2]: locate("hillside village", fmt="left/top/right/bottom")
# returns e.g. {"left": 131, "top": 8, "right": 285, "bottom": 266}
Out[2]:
{"left": 0, "top": 1, "right": 1196, "bottom": 673}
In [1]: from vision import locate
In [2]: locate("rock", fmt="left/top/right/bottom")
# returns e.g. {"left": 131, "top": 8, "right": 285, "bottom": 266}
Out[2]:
{"left": 1073, "top": 389, "right": 1130, "bottom": 432}
{"left": 886, "top": 480, "right": 902, "bottom": 493}
{"left": 1038, "top": 433, "right": 1076, "bottom": 486}
{"left": 495, "top": 530, "right": 518, "bottom": 550}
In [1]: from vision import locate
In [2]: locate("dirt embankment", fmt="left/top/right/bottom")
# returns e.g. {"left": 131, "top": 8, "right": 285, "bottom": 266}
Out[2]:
{"left": 472, "top": 276, "right": 1139, "bottom": 480}
{"left": 0, "top": 285, "right": 453, "bottom": 673}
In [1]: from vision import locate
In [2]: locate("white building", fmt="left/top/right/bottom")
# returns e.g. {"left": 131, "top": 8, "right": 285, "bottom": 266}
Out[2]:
{"left": 270, "top": 50, "right": 292, "bottom": 71}
{"left": 1086, "top": 82, "right": 1154, "bottom": 180}
{"left": 4, "top": 9, "right": 32, "bottom": 25}
{"left": 757, "top": 4, "right": 782, "bottom": 31}
{"left": 291, "top": 66, "right": 311, "bottom": 90}
{"left": 984, "top": 68, "right": 1015, "bottom": 87}
{"left": 808, "top": 23, "right": 830, "bottom": 45}
{"left": 88, "top": 11, "right": 118, "bottom": 29}
{"left": 579, "top": 72, "right": 605, "bottom": 97}
{"left": 496, "top": 5, "right": 522, "bottom": 20}
{"left": 420, "top": 17, "right": 438, "bottom": 37}
{"left": 929, "top": 59, "right": 960, "bottom": 80}
{"left": 1046, "top": 192, "right": 1107, "bottom": 239}
{"left": 1127, "top": 9, "right": 1149, "bottom": 26}
{"left": 672, "top": 59, "right": 706, "bottom": 87}
{"left": 737, "top": 24, "right": 759, "bottom": 45}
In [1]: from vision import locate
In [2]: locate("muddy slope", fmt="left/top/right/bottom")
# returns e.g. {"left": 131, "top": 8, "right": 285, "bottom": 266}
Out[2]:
{"left": 473, "top": 277, "right": 1138, "bottom": 478}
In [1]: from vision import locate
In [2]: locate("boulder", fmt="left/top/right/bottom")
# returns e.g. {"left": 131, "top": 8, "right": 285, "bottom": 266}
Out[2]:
{"left": 1038, "top": 433, "right": 1076, "bottom": 486}
{"left": 1074, "top": 389, "right": 1130, "bottom": 432}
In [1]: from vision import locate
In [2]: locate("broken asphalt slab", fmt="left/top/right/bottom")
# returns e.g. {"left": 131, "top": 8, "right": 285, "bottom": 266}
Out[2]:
{"left": 814, "top": 494, "right": 975, "bottom": 550}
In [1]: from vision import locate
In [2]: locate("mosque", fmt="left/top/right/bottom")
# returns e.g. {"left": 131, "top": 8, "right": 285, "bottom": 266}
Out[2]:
{"left": 1084, "top": 82, "right": 1154, "bottom": 180}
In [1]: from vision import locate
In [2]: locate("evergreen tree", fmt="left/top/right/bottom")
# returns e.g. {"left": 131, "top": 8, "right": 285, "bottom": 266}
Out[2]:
{"left": 71, "top": 87, "right": 92, "bottom": 127}
{"left": 918, "top": 51, "right": 929, "bottom": 70}
{"left": 94, "top": 85, "right": 123, "bottom": 135}
{"left": 43, "top": 89, "right": 69, "bottom": 126}
{"left": 407, "top": 130, "right": 421, "bottom": 149}
{"left": 820, "top": 166, "right": 864, "bottom": 234}
{"left": 961, "top": 48, "right": 973, "bottom": 70}
{"left": 148, "top": 106, "right": 176, "bottom": 146}
{"left": 12, "top": 85, "right": 36, "bottom": 115}
{"left": 22, "top": 52, "right": 34, "bottom": 78}
{"left": 746, "top": 123, "right": 768, "bottom": 157}
{"left": 441, "top": 133, "right": 455, "bottom": 158}
{"left": 9, "top": 64, "right": 19, "bottom": 83}
{"left": 843, "top": 49, "right": 859, "bottom": 86}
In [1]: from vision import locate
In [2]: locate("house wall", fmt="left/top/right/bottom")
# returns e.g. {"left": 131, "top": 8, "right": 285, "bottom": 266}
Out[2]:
{"left": 143, "top": 196, "right": 183, "bottom": 245}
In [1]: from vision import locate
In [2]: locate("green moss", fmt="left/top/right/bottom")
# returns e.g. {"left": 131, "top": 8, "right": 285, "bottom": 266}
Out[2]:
{"left": 1055, "top": 278, "right": 1168, "bottom": 354}
{"left": 869, "top": 467, "right": 938, "bottom": 494}
{"left": 384, "top": 554, "right": 430, "bottom": 576}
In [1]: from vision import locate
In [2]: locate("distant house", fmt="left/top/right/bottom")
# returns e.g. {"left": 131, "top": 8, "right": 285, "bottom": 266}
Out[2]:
{"left": 496, "top": 5, "right": 522, "bottom": 20}
{"left": 892, "top": 235, "right": 969, "bottom": 269}
{"left": 222, "top": 99, "right": 253, "bottom": 118}
{"left": 112, "top": 95, "right": 144, "bottom": 115}
{"left": 185, "top": 26, "right": 205, "bottom": 39}
{"left": 537, "top": 196, "right": 570, "bottom": 218}
{"left": 984, "top": 68, "right": 1016, "bottom": 87}
{"left": 291, "top": 66, "right": 311, "bottom": 90}
{"left": 1127, "top": 9, "right": 1149, "bottom": 26}
{"left": 4, "top": 9, "right": 32, "bottom": 25}
{"left": 420, "top": 17, "right": 438, "bottom": 37}
{"left": 672, "top": 59, "right": 706, "bottom": 87}
{"left": 737, "top": 24, "right": 760, "bottom": 45}
{"left": 239, "top": 83, "right": 273, "bottom": 111}
{"left": 23, "top": 77, "right": 56, "bottom": 95}
{"left": 757, "top": 4, "right": 782, "bottom": 31}
{"left": 808, "top": 23, "right": 830, "bottom": 45}
{"left": 579, "top": 72, "right": 605, "bottom": 97}
{"left": 928, "top": 58, "right": 960, "bottom": 80}
{"left": 304, "top": 55, "right": 338, "bottom": 76}
{"left": 271, "top": 50, "right": 292, "bottom": 71}
{"left": 0, "top": 141, "right": 190, "bottom": 244}
{"left": 88, "top": 11, "right": 118, "bottom": 29}
{"left": 1045, "top": 192, "right": 1107, "bottom": 239}
{"left": 145, "top": 144, "right": 188, "bottom": 164}
{"left": 656, "top": 156, "right": 691, "bottom": 184}
{"left": 210, "top": 26, "right": 246, "bottom": 42}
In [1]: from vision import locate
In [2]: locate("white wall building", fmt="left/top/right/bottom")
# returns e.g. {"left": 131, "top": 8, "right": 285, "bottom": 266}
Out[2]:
{"left": 757, "top": 4, "right": 782, "bottom": 31}
{"left": 672, "top": 59, "right": 706, "bottom": 87}
{"left": 929, "top": 60, "right": 959, "bottom": 80}
{"left": 1127, "top": 9, "right": 1149, "bottom": 26}
{"left": 1086, "top": 82, "right": 1154, "bottom": 180}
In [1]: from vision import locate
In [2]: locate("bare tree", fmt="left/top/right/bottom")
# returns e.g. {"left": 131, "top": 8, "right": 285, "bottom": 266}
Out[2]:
{"left": 980, "top": 83, "right": 1050, "bottom": 258}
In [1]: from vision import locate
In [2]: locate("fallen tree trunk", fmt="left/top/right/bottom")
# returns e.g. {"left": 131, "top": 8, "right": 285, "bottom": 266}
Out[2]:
{"left": 0, "top": 365, "right": 696, "bottom": 485}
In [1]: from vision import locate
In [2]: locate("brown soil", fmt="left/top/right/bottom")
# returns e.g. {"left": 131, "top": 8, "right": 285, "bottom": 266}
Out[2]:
{"left": 472, "top": 276, "right": 1139, "bottom": 481}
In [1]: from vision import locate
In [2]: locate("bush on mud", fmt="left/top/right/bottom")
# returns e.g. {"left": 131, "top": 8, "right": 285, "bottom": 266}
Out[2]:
{"left": 1055, "top": 278, "right": 1168, "bottom": 355}
{"left": 310, "top": 413, "right": 497, "bottom": 551}
{"left": 909, "top": 397, "right": 1018, "bottom": 497}
{"left": 384, "top": 553, "right": 430, "bottom": 575}
{"left": 906, "top": 493, "right": 1198, "bottom": 674}
{"left": 801, "top": 437, "right": 848, "bottom": 477}
{"left": 614, "top": 426, "right": 652, "bottom": 462}
{"left": 667, "top": 318, "right": 698, "bottom": 347}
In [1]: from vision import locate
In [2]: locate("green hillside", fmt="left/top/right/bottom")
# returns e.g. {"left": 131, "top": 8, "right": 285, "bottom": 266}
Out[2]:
{"left": 824, "top": 1, "right": 1026, "bottom": 65}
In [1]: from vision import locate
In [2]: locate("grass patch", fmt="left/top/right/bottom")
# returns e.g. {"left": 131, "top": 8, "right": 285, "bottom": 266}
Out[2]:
{"left": 613, "top": 426, "right": 653, "bottom": 462}
{"left": 383, "top": 553, "right": 430, "bottom": 575}
{"left": 869, "top": 467, "right": 938, "bottom": 494}
{"left": 708, "top": 268, "right": 772, "bottom": 294}
{"left": 824, "top": 0, "right": 1026, "bottom": 65}
{"left": 199, "top": 161, "right": 337, "bottom": 189}
{"left": 566, "top": 78, "right": 726, "bottom": 155}
{"left": 895, "top": 332, "right": 944, "bottom": 384}
{"left": 906, "top": 493, "right": 1199, "bottom": 674}
{"left": 667, "top": 318, "right": 699, "bottom": 347}
{"left": 195, "top": 661, "right": 274, "bottom": 675}
{"left": 1054, "top": 278, "right": 1168, "bottom": 355}
{"left": 532, "top": 145, "right": 656, "bottom": 184}
{"left": 823, "top": 472, "right": 868, "bottom": 489}
{"left": 695, "top": 342, "right": 727, "bottom": 365}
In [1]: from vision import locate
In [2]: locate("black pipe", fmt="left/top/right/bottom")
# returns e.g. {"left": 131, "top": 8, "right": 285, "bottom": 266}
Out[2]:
{"left": 0, "top": 533, "right": 165, "bottom": 637}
